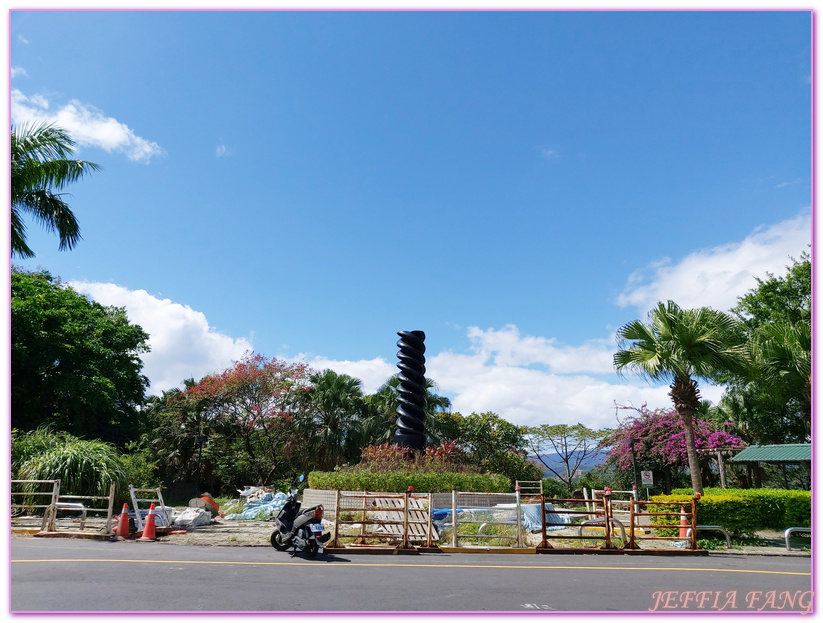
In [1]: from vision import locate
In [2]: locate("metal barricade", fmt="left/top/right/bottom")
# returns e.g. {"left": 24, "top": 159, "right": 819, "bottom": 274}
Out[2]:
{"left": 11, "top": 479, "right": 61, "bottom": 532}
{"left": 57, "top": 482, "right": 117, "bottom": 534}
{"left": 535, "top": 494, "right": 615, "bottom": 550}
{"left": 626, "top": 498, "right": 698, "bottom": 550}
{"left": 11, "top": 480, "right": 116, "bottom": 535}
{"left": 447, "top": 491, "right": 523, "bottom": 548}
{"left": 329, "top": 490, "right": 436, "bottom": 549}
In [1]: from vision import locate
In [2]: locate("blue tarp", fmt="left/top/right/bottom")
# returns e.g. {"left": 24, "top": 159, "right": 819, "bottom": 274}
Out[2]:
{"left": 522, "top": 504, "right": 571, "bottom": 531}
{"left": 224, "top": 491, "right": 288, "bottom": 520}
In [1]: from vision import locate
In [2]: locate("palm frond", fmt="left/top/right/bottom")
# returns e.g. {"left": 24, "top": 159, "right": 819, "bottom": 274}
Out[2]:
{"left": 11, "top": 122, "right": 99, "bottom": 258}
{"left": 614, "top": 300, "right": 747, "bottom": 382}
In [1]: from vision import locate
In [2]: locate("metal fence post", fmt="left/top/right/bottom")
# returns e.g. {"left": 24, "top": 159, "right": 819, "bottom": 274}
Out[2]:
{"left": 537, "top": 493, "right": 550, "bottom": 549}
{"left": 331, "top": 490, "right": 342, "bottom": 548}
{"left": 402, "top": 487, "right": 411, "bottom": 549}
{"left": 625, "top": 497, "right": 640, "bottom": 549}
{"left": 45, "top": 480, "right": 61, "bottom": 532}
{"left": 515, "top": 484, "right": 523, "bottom": 548}
{"left": 602, "top": 489, "right": 613, "bottom": 549}
{"left": 355, "top": 490, "right": 369, "bottom": 545}
{"left": 105, "top": 481, "right": 115, "bottom": 534}
{"left": 690, "top": 497, "right": 699, "bottom": 550}
{"left": 451, "top": 490, "right": 458, "bottom": 548}
{"left": 426, "top": 492, "right": 434, "bottom": 548}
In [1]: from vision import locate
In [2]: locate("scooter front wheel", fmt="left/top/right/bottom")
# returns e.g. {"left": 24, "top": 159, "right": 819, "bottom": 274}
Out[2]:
{"left": 270, "top": 529, "right": 291, "bottom": 551}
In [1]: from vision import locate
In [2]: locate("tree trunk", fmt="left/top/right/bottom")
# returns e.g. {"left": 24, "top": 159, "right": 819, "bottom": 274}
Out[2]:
{"left": 716, "top": 451, "right": 727, "bottom": 489}
{"left": 669, "top": 375, "right": 704, "bottom": 495}
{"left": 679, "top": 410, "right": 704, "bottom": 495}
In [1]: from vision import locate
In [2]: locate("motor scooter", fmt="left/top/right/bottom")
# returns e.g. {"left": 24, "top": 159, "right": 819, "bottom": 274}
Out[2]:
{"left": 270, "top": 475, "right": 330, "bottom": 558}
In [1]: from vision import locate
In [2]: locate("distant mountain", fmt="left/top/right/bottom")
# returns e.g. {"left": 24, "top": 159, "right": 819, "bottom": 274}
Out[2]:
{"left": 531, "top": 449, "right": 610, "bottom": 478}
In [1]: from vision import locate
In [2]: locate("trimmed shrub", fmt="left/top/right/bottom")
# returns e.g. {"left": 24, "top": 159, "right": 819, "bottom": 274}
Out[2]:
{"left": 783, "top": 492, "right": 812, "bottom": 527}
{"left": 653, "top": 488, "right": 811, "bottom": 536}
{"left": 307, "top": 470, "right": 511, "bottom": 493}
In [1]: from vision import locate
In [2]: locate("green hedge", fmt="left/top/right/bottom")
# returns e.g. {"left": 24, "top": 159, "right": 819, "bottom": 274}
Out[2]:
{"left": 650, "top": 488, "right": 811, "bottom": 537}
{"left": 307, "top": 470, "right": 511, "bottom": 493}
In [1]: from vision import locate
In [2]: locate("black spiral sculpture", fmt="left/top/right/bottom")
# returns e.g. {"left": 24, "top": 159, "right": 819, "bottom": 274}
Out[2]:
{"left": 393, "top": 330, "right": 427, "bottom": 451}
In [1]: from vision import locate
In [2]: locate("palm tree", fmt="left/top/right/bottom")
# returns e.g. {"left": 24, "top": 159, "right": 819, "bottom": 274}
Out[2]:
{"left": 614, "top": 301, "right": 746, "bottom": 494}
{"left": 11, "top": 122, "right": 99, "bottom": 258}
{"left": 753, "top": 320, "right": 811, "bottom": 429}
{"left": 362, "top": 375, "right": 452, "bottom": 446}
{"left": 298, "top": 369, "right": 365, "bottom": 471}
{"left": 750, "top": 320, "right": 812, "bottom": 442}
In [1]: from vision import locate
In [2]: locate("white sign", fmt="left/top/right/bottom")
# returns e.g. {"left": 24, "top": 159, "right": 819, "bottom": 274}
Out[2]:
{"left": 641, "top": 470, "right": 654, "bottom": 486}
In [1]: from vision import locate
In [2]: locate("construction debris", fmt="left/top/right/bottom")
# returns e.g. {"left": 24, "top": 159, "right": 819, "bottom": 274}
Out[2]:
{"left": 223, "top": 488, "right": 288, "bottom": 520}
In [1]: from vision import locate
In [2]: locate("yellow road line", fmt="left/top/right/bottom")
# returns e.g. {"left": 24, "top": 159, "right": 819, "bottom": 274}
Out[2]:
{"left": 10, "top": 559, "right": 811, "bottom": 576}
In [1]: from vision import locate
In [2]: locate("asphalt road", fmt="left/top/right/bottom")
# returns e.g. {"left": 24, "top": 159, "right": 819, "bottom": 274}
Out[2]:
{"left": 10, "top": 539, "right": 813, "bottom": 614}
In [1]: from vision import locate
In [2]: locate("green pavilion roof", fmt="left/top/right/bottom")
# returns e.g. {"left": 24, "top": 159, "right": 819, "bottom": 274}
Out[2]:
{"left": 729, "top": 443, "right": 811, "bottom": 464}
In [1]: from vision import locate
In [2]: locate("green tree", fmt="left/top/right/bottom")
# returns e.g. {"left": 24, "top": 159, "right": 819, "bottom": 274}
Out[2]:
{"left": 614, "top": 301, "right": 746, "bottom": 494}
{"left": 361, "top": 375, "right": 452, "bottom": 446}
{"left": 297, "top": 369, "right": 365, "bottom": 471}
{"left": 721, "top": 253, "right": 812, "bottom": 444}
{"left": 143, "top": 386, "right": 205, "bottom": 488}
{"left": 11, "top": 123, "right": 100, "bottom": 258}
{"left": 11, "top": 268, "right": 150, "bottom": 446}
{"left": 526, "top": 424, "right": 610, "bottom": 493}
{"left": 754, "top": 321, "right": 811, "bottom": 422}
{"left": 731, "top": 252, "right": 811, "bottom": 329}
{"left": 429, "top": 411, "right": 543, "bottom": 485}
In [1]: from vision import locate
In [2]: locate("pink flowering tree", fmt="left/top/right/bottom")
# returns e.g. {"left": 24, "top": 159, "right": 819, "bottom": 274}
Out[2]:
{"left": 603, "top": 404, "right": 744, "bottom": 493}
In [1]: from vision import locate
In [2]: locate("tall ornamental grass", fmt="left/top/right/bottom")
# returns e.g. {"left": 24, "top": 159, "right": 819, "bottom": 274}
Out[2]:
{"left": 13, "top": 427, "right": 127, "bottom": 497}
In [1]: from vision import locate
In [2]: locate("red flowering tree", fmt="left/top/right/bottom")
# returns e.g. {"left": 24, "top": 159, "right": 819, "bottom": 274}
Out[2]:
{"left": 149, "top": 353, "right": 315, "bottom": 492}
{"left": 603, "top": 404, "right": 744, "bottom": 493}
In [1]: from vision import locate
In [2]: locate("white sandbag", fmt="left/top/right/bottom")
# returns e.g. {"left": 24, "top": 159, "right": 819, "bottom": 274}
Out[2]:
{"left": 172, "top": 506, "right": 211, "bottom": 527}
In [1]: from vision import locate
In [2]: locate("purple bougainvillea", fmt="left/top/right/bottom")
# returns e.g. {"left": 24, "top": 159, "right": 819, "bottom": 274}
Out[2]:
{"left": 604, "top": 404, "right": 744, "bottom": 471}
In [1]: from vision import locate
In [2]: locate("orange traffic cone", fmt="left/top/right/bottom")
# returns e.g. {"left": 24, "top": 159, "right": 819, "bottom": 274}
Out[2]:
{"left": 679, "top": 507, "right": 688, "bottom": 538}
{"left": 111, "top": 503, "right": 130, "bottom": 540}
{"left": 138, "top": 503, "right": 157, "bottom": 541}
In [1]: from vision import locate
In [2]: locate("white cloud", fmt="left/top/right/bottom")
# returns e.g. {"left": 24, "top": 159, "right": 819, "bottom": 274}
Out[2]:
{"left": 18, "top": 34, "right": 29, "bottom": 44}
{"left": 539, "top": 145, "right": 560, "bottom": 159}
{"left": 215, "top": 145, "right": 231, "bottom": 158}
{"left": 11, "top": 89, "right": 165, "bottom": 163}
{"left": 464, "top": 324, "right": 614, "bottom": 374}
{"left": 69, "top": 282, "right": 252, "bottom": 394}
{"left": 425, "top": 343, "right": 714, "bottom": 430}
{"left": 302, "top": 328, "right": 729, "bottom": 431}
{"left": 616, "top": 211, "right": 811, "bottom": 313}
{"left": 301, "top": 210, "right": 807, "bottom": 431}
{"left": 11, "top": 66, "right": 28, "bottom": 78}
{"left": 300, "top": 357, "right": 395, "bottom": 394}
{"left": 65, "top": 209, "right": 802, "bottom": 428}
{"left": 429, "top": 348, "right": 671, "bottom": 429}
{"left": 66, "top": 282, "right": 731, "bottom": 429}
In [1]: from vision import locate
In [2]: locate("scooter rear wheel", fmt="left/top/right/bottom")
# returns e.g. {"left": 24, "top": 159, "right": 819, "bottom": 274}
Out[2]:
{"left": 270, "top": 529, "right": 290, "bottom": 551}
{"left": 305, "top": 538, "right": 319, "bottom": 559}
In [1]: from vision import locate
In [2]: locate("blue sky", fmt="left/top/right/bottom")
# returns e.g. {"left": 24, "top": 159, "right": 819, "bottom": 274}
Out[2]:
{"left": 8, "top": 10, "right": 812, "bottom": 431}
